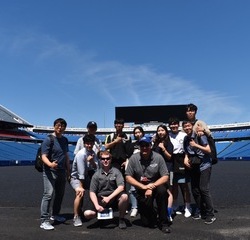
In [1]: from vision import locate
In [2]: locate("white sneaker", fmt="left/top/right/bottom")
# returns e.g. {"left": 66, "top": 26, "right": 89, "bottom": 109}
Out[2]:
{"left": 50, "top": 215, "right": 66, "bottom": 222}
{"left": 184, "top": 207, "right": 192, "bottom": 218}
{"left": 40, "top": 221, "right": 54, "bottom": 230}
{"left": 175, "top": 210, "right": 183, "bottom": 215}
{"left": 174, "top": 206, "right": 184, "bottom": 215}
{"left": 130, "top": 208, "right": 138, "bottom": 217}
{"left": 73, "top": 216, "right": 83, "bottom": 227}
{"left": 168, "top": 216, "right": 173, "bottom": 222}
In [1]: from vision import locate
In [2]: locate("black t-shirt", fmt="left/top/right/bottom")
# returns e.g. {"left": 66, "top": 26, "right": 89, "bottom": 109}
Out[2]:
{"left": 105, "top": 132, "right": 133, "bottom": 161}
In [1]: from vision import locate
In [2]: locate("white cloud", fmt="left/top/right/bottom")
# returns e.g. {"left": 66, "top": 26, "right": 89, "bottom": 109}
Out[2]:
{"left": 0, "top": 28, "right": 248, "bottom": 125}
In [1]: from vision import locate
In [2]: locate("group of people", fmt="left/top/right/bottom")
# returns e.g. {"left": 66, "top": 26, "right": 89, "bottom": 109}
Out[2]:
{"left": 39, "top": 103, "right": 216, "bottom": 233}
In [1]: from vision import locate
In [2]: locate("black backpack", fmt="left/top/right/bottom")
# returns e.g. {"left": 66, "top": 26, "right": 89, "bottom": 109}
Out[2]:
{"left": 207, "top": 135, "right": 218, "bottom": 165}
{"left": 197, "top": 134, "right": 218, "bottom": 165}
{"left": 35, "top": 135, "right": 54, "bottom": 172}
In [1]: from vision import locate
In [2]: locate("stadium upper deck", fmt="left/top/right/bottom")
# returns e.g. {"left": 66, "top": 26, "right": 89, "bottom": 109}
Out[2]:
{"left": 29, "top": 121, "right": 250, "bottom": 135}
{"left": 1, "top": 104, "right": 250, "bottom": 166}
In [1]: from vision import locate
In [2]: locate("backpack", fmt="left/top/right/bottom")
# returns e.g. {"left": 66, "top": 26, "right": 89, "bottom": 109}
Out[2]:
{"left": 207, "top": 135, "right": 218, "bottom": 165}
{"left": 197, "top": 134, "right": 218, "bottom": 165}
{"left": 35, "top": 135, "right": 54, "bottom": 172}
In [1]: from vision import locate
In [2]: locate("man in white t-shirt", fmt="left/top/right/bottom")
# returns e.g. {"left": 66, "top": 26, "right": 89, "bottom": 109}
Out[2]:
{"left": 74, "top": 121, "right": 102, "bottom": 155}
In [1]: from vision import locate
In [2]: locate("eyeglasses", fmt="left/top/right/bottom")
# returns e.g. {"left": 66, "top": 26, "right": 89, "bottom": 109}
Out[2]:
{"left": 55, "top": 123, "right": 66, "bottom": 128}
{"left": 101, "top": 157, "right": 111, "bottom": 161}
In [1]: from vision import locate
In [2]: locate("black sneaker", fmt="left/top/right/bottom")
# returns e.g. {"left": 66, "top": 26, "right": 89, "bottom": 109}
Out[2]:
{"left": 204, "top": 216, "right": 216, "bottom": 224}
{"left": 201, "top": 214, "right": 207, "bottom": 220}
{"left": 160, "top": 224, "right": 171, "bottom": 234}
{"left": 192, "top": 213, "right": 201, "bottom": 220}
{"left": 118, "top": 218, "right": 127, "bottom": 229}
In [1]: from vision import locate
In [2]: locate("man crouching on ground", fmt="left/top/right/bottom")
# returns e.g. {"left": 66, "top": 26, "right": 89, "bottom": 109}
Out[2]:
{"left": 84, "top": 150, "right": 128, "bottom": 229}
{"left": 125, "top": 136, "right": 171, "bottom": 233}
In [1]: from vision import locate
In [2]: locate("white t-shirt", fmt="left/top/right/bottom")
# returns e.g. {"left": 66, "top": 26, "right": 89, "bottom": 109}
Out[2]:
{"left": 74, "top": 135, "right": 102, "bottom": 155}
{"left": 169, "top": 131, "right": 186, "bottom": 154}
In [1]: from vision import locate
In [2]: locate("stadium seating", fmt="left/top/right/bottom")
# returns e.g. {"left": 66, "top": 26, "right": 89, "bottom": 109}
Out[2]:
{"left": 0, "top": 140, "right": 75, "bottom": 166}
{"left": 217, "top": 140, "right": 250, "bottom": 160}
{"left": 0, "top": 141, "right": 38, "bottom": 166}
{"left": 0, "top": 129, "right": 34, "bottom": 140}
{"left": 213, "top": 129, "right": 250, "bottom": 140}
{"left": 1, "top": 127, "right": 250, "bottom": 166}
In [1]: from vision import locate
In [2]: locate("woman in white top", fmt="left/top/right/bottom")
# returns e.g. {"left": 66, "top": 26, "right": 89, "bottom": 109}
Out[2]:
{"left": 168, "top": 117, "right": 192, "bottom": 218}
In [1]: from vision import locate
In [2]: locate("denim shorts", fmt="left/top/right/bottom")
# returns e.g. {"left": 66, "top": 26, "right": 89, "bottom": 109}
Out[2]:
{"left": 70, "top": 178, "right": 82, "bottom": 190}
{"left": 173, "top": 172, "right": 190, "bottom": 184}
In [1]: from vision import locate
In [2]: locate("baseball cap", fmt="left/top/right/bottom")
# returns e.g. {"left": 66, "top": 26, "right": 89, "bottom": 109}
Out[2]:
{"left": 139, "top": 136, "right": 151, "bottom": 144}
{"left": 87, "top": 121, "right": 97, "bottom": 129}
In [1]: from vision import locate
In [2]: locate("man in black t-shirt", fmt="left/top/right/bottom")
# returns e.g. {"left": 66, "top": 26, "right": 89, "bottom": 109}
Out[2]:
{"left": 105, "top": 118, "right": 133, "bottom": 172}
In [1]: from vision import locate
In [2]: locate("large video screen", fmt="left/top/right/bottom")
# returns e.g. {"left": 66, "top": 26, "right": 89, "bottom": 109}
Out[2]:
{"left": 115, "top": 105, "right": 187, "bottom": 124}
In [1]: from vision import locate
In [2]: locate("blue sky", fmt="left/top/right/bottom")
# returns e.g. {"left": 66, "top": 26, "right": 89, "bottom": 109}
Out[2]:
{"left": 1, "top": 0, "right": 250, "bottom": 128}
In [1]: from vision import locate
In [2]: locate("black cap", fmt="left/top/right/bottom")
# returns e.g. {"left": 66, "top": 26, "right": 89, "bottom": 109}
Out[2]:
{"left": 87, "top": 121, "right": 97, "bottom": 129}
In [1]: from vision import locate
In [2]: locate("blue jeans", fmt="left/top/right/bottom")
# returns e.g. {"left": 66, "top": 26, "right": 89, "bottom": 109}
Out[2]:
{"left": 128, "top": 184, "right": 137, "bottom": 209}
{"left": 40, "top": 170, "right": 66, "bottom": 221}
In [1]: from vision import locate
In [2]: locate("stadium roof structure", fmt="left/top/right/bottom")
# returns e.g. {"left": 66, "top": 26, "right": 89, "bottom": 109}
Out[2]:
{"left": 115, "top": 105, "right": 187, "bottom": 124}
{"left": 0, "top": 105, "right": 33, "bottom": 128}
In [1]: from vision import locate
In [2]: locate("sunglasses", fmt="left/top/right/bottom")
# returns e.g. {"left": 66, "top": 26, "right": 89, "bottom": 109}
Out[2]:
{"left": 101, "top": 157, "right": 111, "bottom": 161}
{"left": 140, "top": 144, "right": 150, "bottom": 148}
